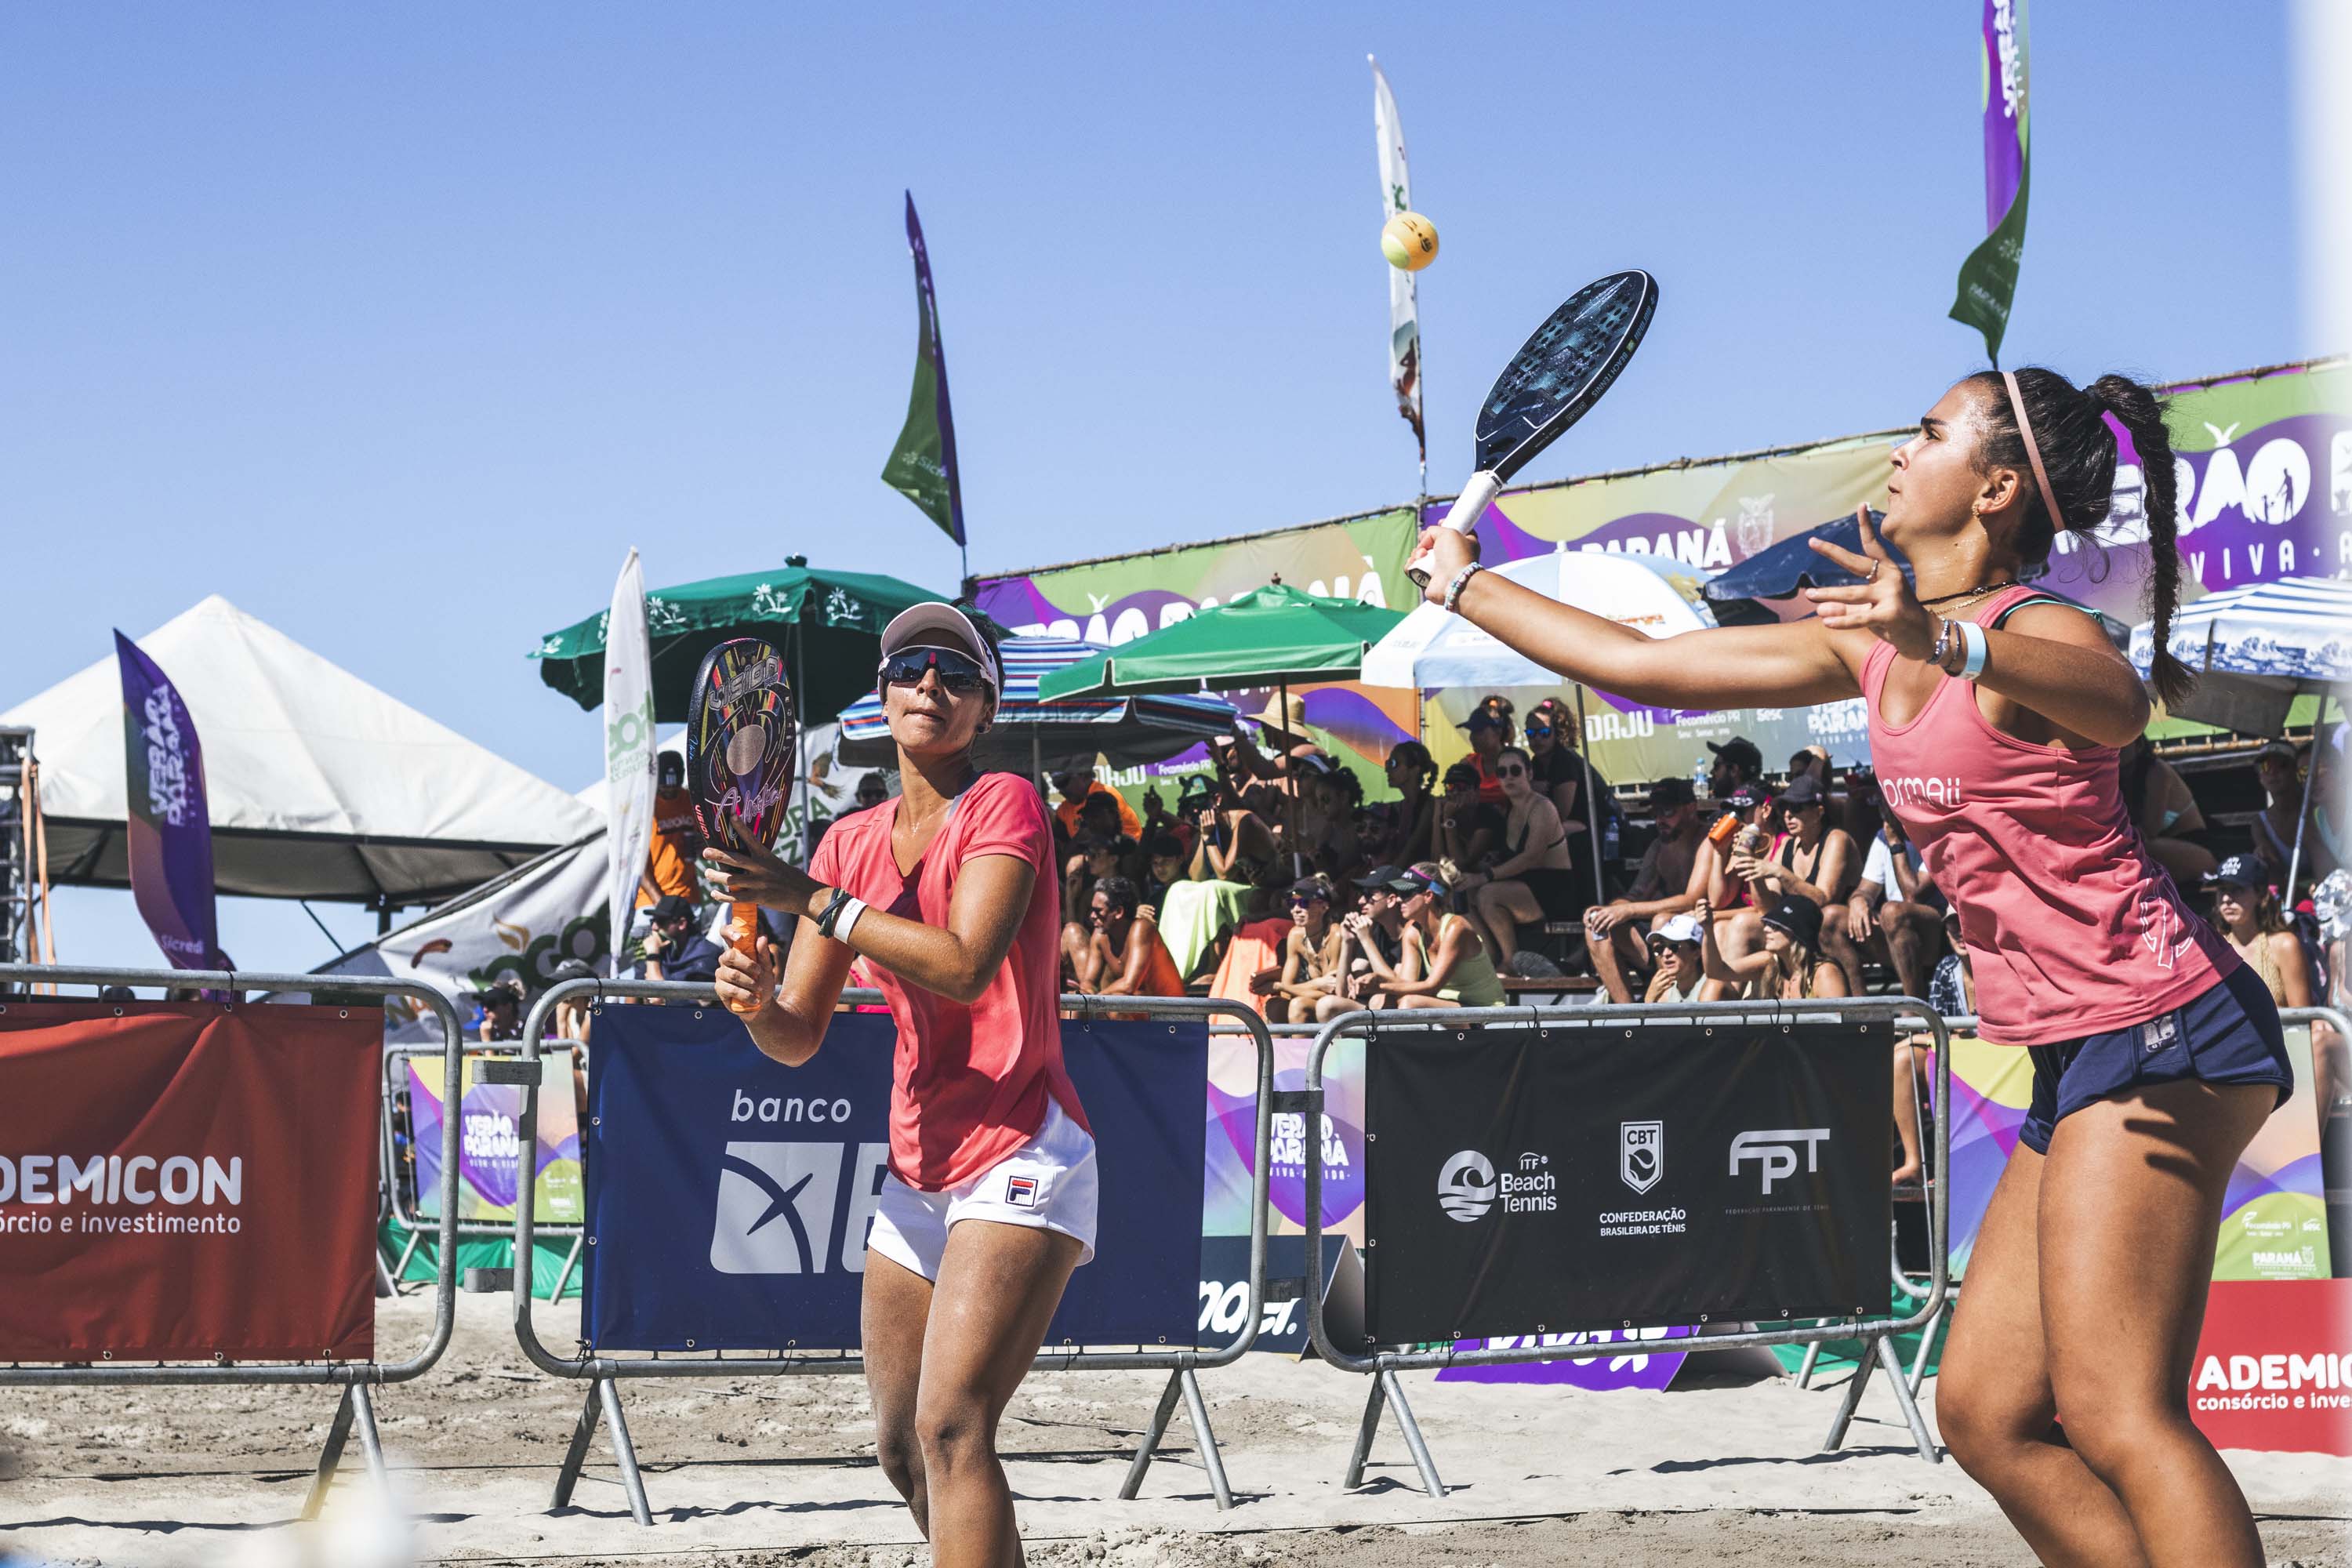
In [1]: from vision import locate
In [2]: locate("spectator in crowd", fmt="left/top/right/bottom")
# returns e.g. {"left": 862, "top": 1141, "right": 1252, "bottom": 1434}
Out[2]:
{"left": 2252, "top": 740, "right": 2305, "bottom": 882}
{"left": 1693, "top": 894, "right": 1846, "bottom": 1001}
{"left": 98, "top": 984, "right": 135, "bottom": 1002}
{"left": 642, "top": 752, "right": 703, "bottom": 913}
{"left": 1457, "top": 745, "right": 1577, "bottom": 978}
{"left": 1154, "top": 775, "right": 1273, "bottom": 979}
{"left": 1584, "top": 778, "right": 1706, "bottom": 1002}
{"left": 1707, "top": 735, "right": 1765, "bottom": 800}
{"left": 1837, "top": 768, "right": 1886, "bottom": 859}
{"left": 1073, "top": 875, "right": 1185, "bottom": 1002}
{"left": 475, "top": 976, "right": 527, "bottom": 1043}
{"left": 550, "top": 957, "right": 597, "bottom": 1044}
{"left": 1225, "top": 693, "right": 1327, "bottom": 784}
{"left": 1060, "top": 833, "right": 1138, "bottom": 979}
{"left": 1641, "top": 913, "right": 1708, "bottom": 1004}
{"left": 1053, "top": 758, "right": 1142, "bottom": 840}
{"left": 1381, "top": 862, "right": 1507, "bottom": 1009}
{"left": 1142, "top": 833, "right": 1187, "bottom": 914}
{"left": 1728, "top": 774, "right": 1854, "bottom": 970}
{"left": 1787, "top": 744, "right": 1831, "bottom": 789}
{"left": 2208, "top": 855, "right": 2314, "bottom": 1016}
{"left": 1367, "top": 741, "right": 1439, "bottom": 868}
{"left": 2119, "top": 735, "right": 2217, "bottom": 884}
{"left": 1319, "top": 865, "right": 1417, "bottom": 1022}
{"left": 1697, "top": 781, "right": 1781, "bottom": 964}
{"left": 635, "top": 894, "right": 721, "bottom": 985}
{"left": 1928, "top": 905, "right": 1974, "bottom": 1019}
{"left": 853, "top": 771, "right": 891, "bottom": 812}
{"left": 2301, "top": 729, "right": 2345, "bottom": 887}
{"left": 1257, "top": 875, "right": 1346, "bottom": 1023}
{"left": 1289, "top": 754, "right": 1359, "bottom": 874}
{"left": 1461, "top": 705, "right": 1512, "bottom": 803}
{"left": 1138, "top": 786, "right": 1196, "bottom": 858}
{"left": 1837, "top": 813, "right": 1944, "bottom": 998}
{"left": 1525, "top": 697, "right": 1612, "bottom": 903}
{"left": 1438, "top": 760, "right": 1504, "bottom": 873}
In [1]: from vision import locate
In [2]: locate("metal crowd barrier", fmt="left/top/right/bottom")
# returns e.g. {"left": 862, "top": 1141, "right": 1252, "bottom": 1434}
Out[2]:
{"left": 0, "top": 962, "right": 465, "bottom": 1519}
{"left": 379, "top": 1040, "right": 590, "bottom": 1301}
{"left": 1301, "top": 996, "right": 1953, "bottom": 1496}
{"left": 510, "top": 977, "right": 1276, "bottom": 1526}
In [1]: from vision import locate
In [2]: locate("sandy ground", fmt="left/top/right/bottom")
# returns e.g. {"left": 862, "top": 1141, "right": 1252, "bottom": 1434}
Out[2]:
{"left": 0, "top": 1293, "right": 2343, "bottom": 1567}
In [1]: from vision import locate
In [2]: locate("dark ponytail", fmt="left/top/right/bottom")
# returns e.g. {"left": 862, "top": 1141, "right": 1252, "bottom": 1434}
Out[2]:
{"left": 1965, "top": 367, "right": 2194, "bottom": 707}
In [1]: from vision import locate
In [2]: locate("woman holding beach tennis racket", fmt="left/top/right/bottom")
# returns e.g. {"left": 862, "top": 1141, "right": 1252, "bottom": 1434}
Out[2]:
{"left": 1412, "top": 368, "right": 2288, "bottom": 1568}
{"left": 704, "top": 602, "right": 1090, "bottom": 1568}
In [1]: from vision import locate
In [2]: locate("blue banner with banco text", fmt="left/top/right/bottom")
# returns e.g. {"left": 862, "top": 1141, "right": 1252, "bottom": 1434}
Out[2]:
{"left": 581, "top": 1006, "right": 1207, "bottom": 1352}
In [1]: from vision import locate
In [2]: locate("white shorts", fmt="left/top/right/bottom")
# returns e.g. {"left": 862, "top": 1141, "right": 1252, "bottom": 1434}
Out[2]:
{"left": 866, "top": 1100, "right": 1098, "bottom": 1282}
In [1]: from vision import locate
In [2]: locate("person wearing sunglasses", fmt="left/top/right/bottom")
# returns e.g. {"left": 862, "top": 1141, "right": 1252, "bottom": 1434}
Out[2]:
{"left": 1071, "top": 874, "right": 1185, "bottom": 1011}
{"left": 706, "top": 602, "right": 1091, "bottom": 1562}
{"left": 1257, "top": 875, "right": 1345, "bottom": 1023}
{"left": 1450, "top": 745, "right": 1577, "bottom": 978}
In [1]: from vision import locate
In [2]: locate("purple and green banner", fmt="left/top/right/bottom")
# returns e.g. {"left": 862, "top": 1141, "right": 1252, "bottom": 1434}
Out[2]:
{"left": 408, "top": 1054, "right": 585, "bottom": 1225}
{"left": 880, "top": 191, "right": 966, "bottom": 552}
{"left": 112, "top": 631, "right": 221, "bottom": 971}
{"left": 1951, "top": 0, "right": 2031, "bottom": 364}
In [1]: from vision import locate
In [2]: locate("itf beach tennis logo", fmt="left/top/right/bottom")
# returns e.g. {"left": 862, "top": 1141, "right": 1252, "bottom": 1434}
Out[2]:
{"left": 1436, "top": 1150, "right": 1498, "bottom": 1222}
{"left": 710, "top": 1140, "right": 890, "bottom": 1275}
{"left": 1619, "top": 1120, "right": 1664, "bottom": 1194}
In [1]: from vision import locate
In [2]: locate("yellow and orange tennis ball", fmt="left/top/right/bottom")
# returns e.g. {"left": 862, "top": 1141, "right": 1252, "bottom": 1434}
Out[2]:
{"left": 1381, "top": 211, "right": 1439, "bottom": 272}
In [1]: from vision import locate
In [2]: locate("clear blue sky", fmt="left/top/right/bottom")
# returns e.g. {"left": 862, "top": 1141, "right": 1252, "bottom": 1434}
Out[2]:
{"left": 2, "top": 2, "right": 2317, "bottom": 973}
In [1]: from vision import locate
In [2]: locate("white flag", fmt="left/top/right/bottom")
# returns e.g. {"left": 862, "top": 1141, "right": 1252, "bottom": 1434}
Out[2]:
{"left": 602, "top": 547, "right": 656, "bottom": 970}
{"left": 1371, "top": 56, "right": 1425, "bottom": 485}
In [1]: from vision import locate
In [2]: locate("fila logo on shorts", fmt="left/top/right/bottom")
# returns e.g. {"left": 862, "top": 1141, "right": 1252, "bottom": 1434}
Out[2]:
{"left": 1004, "top": 1174, "right": 1038, "bottom": 1209}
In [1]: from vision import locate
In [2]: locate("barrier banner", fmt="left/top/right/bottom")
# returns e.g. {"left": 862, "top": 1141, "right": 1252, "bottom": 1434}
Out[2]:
{"left": 583, "top": 1007, "right": 1207, "bottom": 1351}
{"left": 408, "top": 1054, "right": 584, "bottom": 1225}
{"left": 1360, "top": 1022, "right": 1888, "bottom": 1345}
{"left": 2189, "top": 1279, "right": 2352, "bottom": 1455}
{"left": 0, "top": 1003, "right": 379, "bottom": 1361}
{"left": 1205, "top": 1033, "right": 1367, "bottom": 1246}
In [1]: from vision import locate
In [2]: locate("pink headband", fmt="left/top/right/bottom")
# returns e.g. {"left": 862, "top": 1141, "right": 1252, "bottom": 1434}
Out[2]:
{"left": 2001, "top": 368, "right": 2063, "bottom": 528}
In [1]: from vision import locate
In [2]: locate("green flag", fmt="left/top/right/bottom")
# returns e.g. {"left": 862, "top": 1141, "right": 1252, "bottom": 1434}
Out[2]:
{"left": 880, "top": 191, "right": 966, "bottom": 549}
{"left": 1951, "top": 0, "right": 2031, "bottom": 364}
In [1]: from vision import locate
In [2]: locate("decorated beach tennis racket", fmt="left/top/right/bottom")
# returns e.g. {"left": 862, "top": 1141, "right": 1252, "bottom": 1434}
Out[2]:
{"left": 1408, "top": 270, "right": 1659, "bottom": 586}
{"left": 685, "top": 637, "right": 797, "bottom": 1009}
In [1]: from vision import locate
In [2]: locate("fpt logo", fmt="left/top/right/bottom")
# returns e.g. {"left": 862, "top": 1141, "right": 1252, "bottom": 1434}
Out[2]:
{"left": 1619, "top": 1120, "right": 1663, "bottom": 1195}
{"left": 1436, "top": 1150, "right": 1498, "bottom": 1222}
{"left": 1729, "top": 1128, "right": 1831, "bottom": 1195}
{"left": 710, "top": 1139, "right": 891, "bottom": 1275}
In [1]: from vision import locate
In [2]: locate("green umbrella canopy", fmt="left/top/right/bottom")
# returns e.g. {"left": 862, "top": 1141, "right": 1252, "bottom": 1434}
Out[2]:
{"left": 1036, "top": 583, "right": 1406, "bottom": 700}
{"left": 532, "top": 560, "right": 970, "bottom": 726}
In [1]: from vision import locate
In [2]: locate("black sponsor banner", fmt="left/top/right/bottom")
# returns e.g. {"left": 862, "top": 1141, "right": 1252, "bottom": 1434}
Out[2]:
{"left": 1361, "top": 1020, "right": 1889, "bottom": 1347}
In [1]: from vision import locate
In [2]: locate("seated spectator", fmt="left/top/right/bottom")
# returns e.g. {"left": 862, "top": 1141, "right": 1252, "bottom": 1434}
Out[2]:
{"left": 1142, "top": 832, "right": 1187, "bottom": 914}
{"left": 1693, "top": 894, "right": 1846, "bottom": 1002}
{"left": 1584, "top": 778, "right": 1706, "bottom": 1002}
{"left": 2252, "top": 740, "right": 2306, "bottom": 882}
{"left": 1695, "top": 782, "right": 1780, "bottom": 962}
{"left": 1526, "top": 696, "right": 1613, "bottom": 903}
{"left": 1154, "top": 777, "right": 1275, "bottom": 979}
{"left": 1288, "top": 753, "right": 1359, "bottom": 873}
{"left": 1928, "top": 906, "right": 1975, "bottom": 1019}
{"left": 1461, "top": 703, "right": 1512, "bottom": 804}
{"left": 1074, "top": 876, "right": 1185, "bottom": 1002}
{"left": 1139, "top": 785, "right": 1197, "bottom": 858}
{"left": 1787, "top": 744, "right": 1831, "bottom": 790}
{"left": 475, "top": 976, "right": 527, "bottom": 1043}
{"left": 2120, "top": 735, "right": 2217, "bottom": 884}
{"left": 1838, "top": 768, "right": 1884, "bottom": 849}
{"left": 1053, "top": 758, "right": 1142, "bottom": 840}
{"left": 1380, "top": 862, "right": 1507, "bottom": 1010}
{"left": 1728, "top": 775, "right": 1854, "bottom": 973}
{"left": 1367, "top": 741, "right": 1439, "bottom": 866}
{"left": 1706, "top": 735, "right": 1765, "bottom": 800}
{"left": 1457, "top": 745, "right": 1577, "bottom": 978}
{"left": 2209, "top": 855, "right": 2314, "bottom": 1018}
{"left": 1641, "top": 913, "right": 1708, "bottom": 1004}
{"left": 1317, "top": 865, "right": 1417, "bottom": 1022}
{"left": 1836, "top": 815, "right": 1942, "bottom": 998}
{"left": 852, "top": 771, "right": 891, "bottom": 812}
{"left": 1060, "top": 833, "right": 1138, "bottom": 979}
{"left": 635, "top": 894, "right": 722, "bottom": 985}
{"left": 549, "top": 958, "right": 598, "bottom": 1045}
{"left": 1257, "top": 875, "right": 1346, "bottom": 1023}
{"left": 1437, "top": 760, "right": 1504, "bottom": 874}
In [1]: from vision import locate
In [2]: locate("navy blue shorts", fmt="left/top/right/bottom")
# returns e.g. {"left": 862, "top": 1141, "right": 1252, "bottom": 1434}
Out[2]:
{"left": 2019, "top": 964, "right": 2295, "bottom": 1156}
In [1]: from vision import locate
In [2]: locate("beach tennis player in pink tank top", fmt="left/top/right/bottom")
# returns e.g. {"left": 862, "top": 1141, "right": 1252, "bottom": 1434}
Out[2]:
{"left": 703, "top": 603, "right": 1092, "bottom": 1565}
{"left": 1410, "top": 368, "right": 2289, "bottom": 1567}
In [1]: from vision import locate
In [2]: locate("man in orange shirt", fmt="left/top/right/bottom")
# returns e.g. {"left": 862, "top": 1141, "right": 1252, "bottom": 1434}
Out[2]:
{"left": 641, "top": 752, "right": 704, "bottom": 909}
{"left": 1051, "top": 758, "right": 1141, "bottom": 839}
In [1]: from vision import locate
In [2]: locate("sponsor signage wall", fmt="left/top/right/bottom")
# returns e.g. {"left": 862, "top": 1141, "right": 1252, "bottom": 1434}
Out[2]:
{"left": 1205, "top": 1032, "right": 1367, "bottom": 1246}
{"left": 581, "top": 1007, "right": 1206, "bottom": 1352}
{"left": 1358, "top": 1022, "right": 1889, "bottom": 1346}
{"left": 408, "top": 1054, "right": 583, "bottom": 1225}
{"left": 0, "top": 1003, "right": 379, "bottom": 1362}
{"left": 2187, "top": 1279, "right": 2352, "bottom": 1455}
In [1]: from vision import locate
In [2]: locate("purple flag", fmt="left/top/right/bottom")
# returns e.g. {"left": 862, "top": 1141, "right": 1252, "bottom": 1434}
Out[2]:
{"left": 114, "top": 632, "right": 223, "bottom": 971}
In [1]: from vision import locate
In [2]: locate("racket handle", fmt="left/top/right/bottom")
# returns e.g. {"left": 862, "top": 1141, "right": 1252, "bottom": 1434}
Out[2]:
{"left": 723, "top": 900, "right": 760, "bottom": 1014}
{"left": 1405, "top": 470, "right": 1501, "bottom": 588}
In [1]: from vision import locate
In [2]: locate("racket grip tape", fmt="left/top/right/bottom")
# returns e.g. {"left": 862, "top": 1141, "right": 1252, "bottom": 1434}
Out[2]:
{"left": 1406, "top": 470, "right": 1501, "bottom": 588}
{"left": 723, "top": 900, "right": 761, "bottom": 1014}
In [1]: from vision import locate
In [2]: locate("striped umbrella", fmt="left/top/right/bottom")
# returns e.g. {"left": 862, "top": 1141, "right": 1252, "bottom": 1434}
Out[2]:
{"left": 836, "top": 634, "right": 1239, "bottom": 774}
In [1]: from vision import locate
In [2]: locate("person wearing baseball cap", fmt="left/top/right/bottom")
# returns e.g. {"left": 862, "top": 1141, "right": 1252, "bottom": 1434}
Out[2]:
{"left": 1642, "top": 912, "right": 1707, "bottom": 1004}
{"left": 1706, "top": 736, "right": 1764, "bottom": 797}
{"left": 1583, "top": 777, "right": 1708, "bottom": 1003}
{"left": 1319, "top": 863, "right": 1417, "bottom": 1022}
{"left": 1747, "top": 771, "right": 1859, "bottom": 991}
{"left": 1374, "top": 862, "right": 1507, "bottom": 1009}
{"left": 2205, "top": 855, "right": 2314, "bottom": 1018}
{"left": 1690, "top": 891, "right": 1846, "bottom": 1002}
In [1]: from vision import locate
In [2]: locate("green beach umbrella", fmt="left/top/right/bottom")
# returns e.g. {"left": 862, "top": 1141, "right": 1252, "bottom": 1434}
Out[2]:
{"left": 532, "top": 557, "right": 963, "bottom": 726}
{"left": 1035, "top": 583, "right": 1406, "bottom": 701}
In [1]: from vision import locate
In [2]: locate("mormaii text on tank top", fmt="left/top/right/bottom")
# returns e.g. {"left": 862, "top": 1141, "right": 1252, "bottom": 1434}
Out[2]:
{"left": 1860, "top": 586, "right": 2235, "bottom": 1046}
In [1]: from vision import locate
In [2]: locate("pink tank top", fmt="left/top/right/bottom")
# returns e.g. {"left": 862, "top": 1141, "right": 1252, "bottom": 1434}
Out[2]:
{"left": 1861, "top": 586, "right": 2235, "bottom": 1046}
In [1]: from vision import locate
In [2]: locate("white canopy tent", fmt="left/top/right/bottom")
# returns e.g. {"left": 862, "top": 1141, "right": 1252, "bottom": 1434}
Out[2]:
{"left": 2, "top": 595, "right": 603, "bottom": 910}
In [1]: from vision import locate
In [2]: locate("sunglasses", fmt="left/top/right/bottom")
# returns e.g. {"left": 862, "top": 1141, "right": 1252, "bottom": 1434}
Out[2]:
{"left": 1287, "top": 893, "right": 1326, "bottom": 908}
{"left": 1524, "top": 724, "right": 1554, "bottom": 739}
{"left": 880, "top": 646, "right": 990, "bottom": 695}
{"left": 1496, "top": 764, "right": 1528, "bottom": 778}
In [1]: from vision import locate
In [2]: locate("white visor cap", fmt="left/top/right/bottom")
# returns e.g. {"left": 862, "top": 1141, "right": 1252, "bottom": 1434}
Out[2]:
{"left": 878, "top": 602, "right": 1000, "bottom": 691}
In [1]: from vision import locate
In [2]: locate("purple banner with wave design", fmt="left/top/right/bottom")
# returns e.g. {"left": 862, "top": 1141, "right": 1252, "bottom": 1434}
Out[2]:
{"left": 113, "top": 631, "right": 223, "bottom": 973}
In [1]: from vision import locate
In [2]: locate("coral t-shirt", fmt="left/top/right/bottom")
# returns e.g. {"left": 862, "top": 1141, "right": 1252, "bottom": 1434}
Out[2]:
{"left": 638, "top": 786, "right": 703, "bottom": 905}
{"left": 811, "top": 771, "right": 1087, "bottom": 1190}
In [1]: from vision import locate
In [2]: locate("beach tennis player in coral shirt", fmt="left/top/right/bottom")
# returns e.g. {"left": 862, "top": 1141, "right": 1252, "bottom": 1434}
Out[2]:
{"left": 703, "top": 601, "right": 1090, "bottom": 1567}
{"left": 1412, "top": 368, "right": 2291, "bottom": 1568}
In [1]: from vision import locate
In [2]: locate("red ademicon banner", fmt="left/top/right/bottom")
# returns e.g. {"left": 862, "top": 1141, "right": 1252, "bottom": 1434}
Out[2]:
{"left": 0, "top": 1002, "right": 380, "bottom": 1362}
{"left": 2189, "top": 1279, "right": 2352, "bottom": 1456}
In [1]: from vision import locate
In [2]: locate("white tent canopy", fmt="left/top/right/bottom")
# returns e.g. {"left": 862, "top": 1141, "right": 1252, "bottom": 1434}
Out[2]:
{"left": 2, "top": 594, "right": 602, "bottom": 905}
{"left": 1360, "top": 550, "right": 1717, "bottom": 691}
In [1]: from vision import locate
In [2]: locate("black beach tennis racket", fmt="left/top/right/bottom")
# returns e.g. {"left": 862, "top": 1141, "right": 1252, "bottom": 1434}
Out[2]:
{"left": 1408, "top": 270, "right": 1658, "bottom": 586}
{"left": 685, "top": 637, "right": 797, "bottom": 1008}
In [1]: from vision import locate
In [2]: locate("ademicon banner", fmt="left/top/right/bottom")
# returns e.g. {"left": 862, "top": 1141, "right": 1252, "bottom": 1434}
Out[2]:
{"left": 0, "top": 1004, "right": 380, "bottom": 1362}
{"left": 1359, "top": 1020, "right": 1889, "bottom": 1346}
{"left": 581, "top": 1007, "right": 1207, "bottom": 1352}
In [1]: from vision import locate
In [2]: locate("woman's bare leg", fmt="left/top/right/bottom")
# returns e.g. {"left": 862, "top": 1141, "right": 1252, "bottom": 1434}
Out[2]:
{"left": 862, "top": 1250, "right": 935, "bottom": 1530}
{"left": 1889, "top": 1040, "right": 1924, "bottom": 1186}
{"left": 1472, "top": 880, "right": 1543, "bottom": 964}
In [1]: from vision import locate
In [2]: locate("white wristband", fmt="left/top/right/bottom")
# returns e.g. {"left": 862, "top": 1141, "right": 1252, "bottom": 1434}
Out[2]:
{"left": 1958, "top": 619, "right": 1990, "bottom": 681}
{"left": 834, "top": 896, "right": 867, "bottom": 945}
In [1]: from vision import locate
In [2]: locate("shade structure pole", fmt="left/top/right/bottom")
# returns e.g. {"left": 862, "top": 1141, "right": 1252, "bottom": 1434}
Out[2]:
{"left": 793, "top": 621, "right": 811, "bottom": 865}
{"left": 2285, "top": 692, "right": 2336, "bottom": 908}
{"left": 1573, "top": 686, "right": 1603, "bottom": 908}
{"left": 1280, "top": 680, "right": 1302, "bottom": 879}
{"left": 1031, "top": 729, "right": 1042, "bottom": 796}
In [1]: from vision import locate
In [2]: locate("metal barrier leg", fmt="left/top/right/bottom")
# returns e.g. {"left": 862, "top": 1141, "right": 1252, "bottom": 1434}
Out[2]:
{"left": 394, "top": 1229, "right": 422, "bottom": 1287}
{"left": 374, "top": 1247, "right": 398, "bottom": 1299}
{"left": 546, "top": 1232, "right": 585, "bottom": 1305}
{"left": 551, "top": 1383, "right": 601, "bottom": 1509}
{"left": 1178, "top": 1367, "right": 1234, "bottom": 1511}
{"left": 1907, "top": 1302, "right": 1945, "bottom": 1395}
{"left": 1875, "top": 1335, "right": 1941, "bottom": 1465}
{"left": 1794, "top": 1338, "right": 1822, "bottom": 1388}
{"left": 1341, "top": 1374, "right": 1386, "bottom": 1490}
{"left": 1116, "top": 1370, "right": 1185, "bottom": 1500}
{"left": 599, "top": 1377, "right": 655, "bottom": 1527}
{"left": 301, "top": 1386, "right": 358, "bottom": 1520}
{"left": 1381, "top": 1370, "right": 1445, "bottom": 1498}
{"left": 1821, "top": 1338, "right": 1878, "bottom": 1454}
{"left": 350, "top": 1382, "right": 390, "bottom": 1492}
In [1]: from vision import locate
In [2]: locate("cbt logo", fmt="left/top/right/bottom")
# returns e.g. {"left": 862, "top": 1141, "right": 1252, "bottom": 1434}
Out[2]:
{"left": 710, "top": 1141, "right": 891, "bottom": 1275}
{"left": 1436, "top": 1150, "right": 1497, "bottom": 1222}
{"left": 1729, "top": 1128, "right": 1830, "bottom": 1195}
{"left": 1619, "top": 1120, "right": 1663, "bottom": 1195}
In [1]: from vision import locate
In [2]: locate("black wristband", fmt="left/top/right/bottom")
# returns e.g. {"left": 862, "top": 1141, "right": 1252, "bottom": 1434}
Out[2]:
{"left": 813, "top": 887, "right": 851, "bottom": 939}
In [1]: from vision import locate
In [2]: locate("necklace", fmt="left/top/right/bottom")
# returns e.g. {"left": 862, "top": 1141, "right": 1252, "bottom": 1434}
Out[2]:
{"left": 1918, "top": 579, "right": 2016, "bottom": 611}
